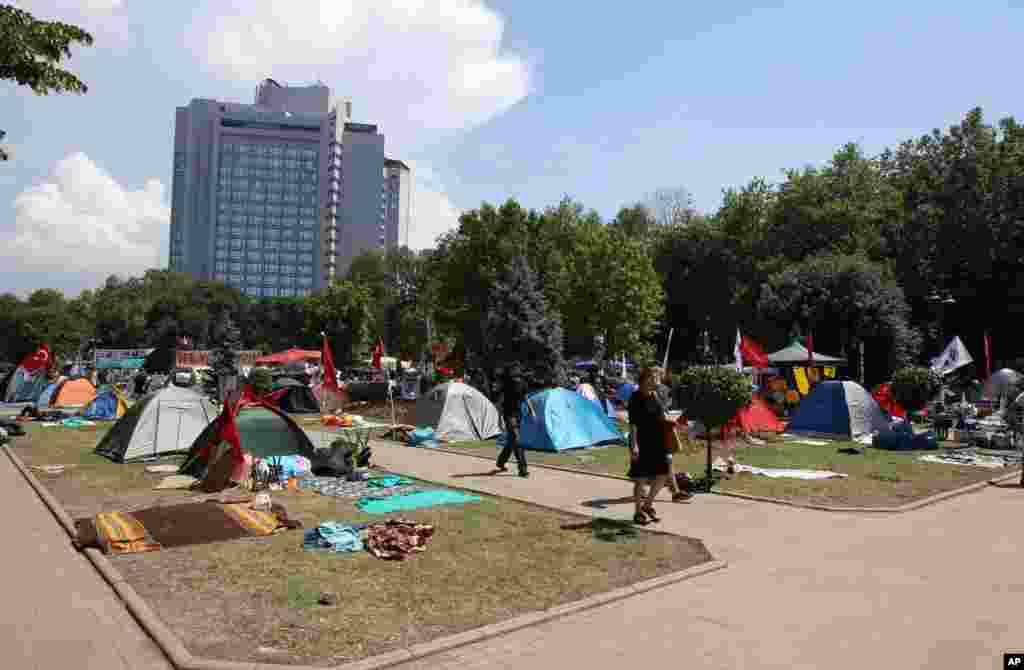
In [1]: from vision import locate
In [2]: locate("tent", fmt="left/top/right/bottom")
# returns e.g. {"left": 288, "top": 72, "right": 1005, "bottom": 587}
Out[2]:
{"left": 3, "top": 367, "right": 49, "bottom": 403}
{"left": 728, "top": 396, "right": 785, "bottom": 434}
{"left": 871, "top": 383, "right": 906, "bottom": 419}
{"left": 616, "top": 383, "right": 638, "bottom": 405}
{"left": 413, "top": 381, "right": 502, "bottom": 443}
{"left": 35, "top": 382, "right": 59, "bottom": 408}
{"left": 83, "top": 386, "right": 130, "bottom": 420}
{"left": 179, "top": 402, "right": 317, "bottom": 476}
{"left": 50, "top": 378, "right": 97, "bottom": 408}
{"left": 268, "top": 378, "right": 320, "bottom": 414}
{"left": 786, "top": 380, "right": 889, "bottom": 439}
{"left": 94, "top": 386, "right": 216, "bottom": 463}
{"left": 984, "top": 369, "right": 1021, "bottom": 402}
{"left": 767, "top": 341, "right": 846, "bottom": 366}
{"left": 520, "top": 387, "right": 625, "bottom": 452}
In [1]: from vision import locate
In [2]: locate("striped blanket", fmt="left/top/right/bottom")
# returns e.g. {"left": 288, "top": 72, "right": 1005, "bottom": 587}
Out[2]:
{"left": 94, "top": 512, "right": 162, "bottom": 555}
{"left": 221, "top": 503, "right": 284, "bottom": 536}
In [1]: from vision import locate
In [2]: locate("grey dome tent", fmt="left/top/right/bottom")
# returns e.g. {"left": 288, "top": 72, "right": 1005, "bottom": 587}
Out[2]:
{"left": 271, "top": 378, "right": 320, "bottom": 414}
{"left": 414, "top": 381, "right": 502, "bottom": 443}
{"left": 767, "top": 341, "right": 846, "bottom": 366}
{"left": 984, "top": 369, "right": 1021, "bottom": 404}
{"left": 95, "top": 385, "right": 215, "bottom": 462}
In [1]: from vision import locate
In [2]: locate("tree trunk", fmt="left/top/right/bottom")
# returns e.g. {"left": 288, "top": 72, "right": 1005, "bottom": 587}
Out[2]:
{"left": 705, "top": 433, "right": 713, "bottom": 492}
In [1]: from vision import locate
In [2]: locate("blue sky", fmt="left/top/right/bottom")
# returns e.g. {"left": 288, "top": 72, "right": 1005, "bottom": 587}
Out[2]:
{"left": 2, "top": 0, "right": 1022, "bottom": 296}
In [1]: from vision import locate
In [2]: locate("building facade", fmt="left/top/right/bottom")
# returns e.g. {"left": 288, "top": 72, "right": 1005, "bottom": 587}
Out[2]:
{"left": 384, "top": 159, "right": 412, "bottom": 251}
{"left": 169, "top": 79, "right": 411, "bottom": 297}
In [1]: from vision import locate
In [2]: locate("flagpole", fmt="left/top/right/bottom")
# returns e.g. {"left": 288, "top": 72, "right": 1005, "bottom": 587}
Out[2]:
{"left": 662, "top": 328, "right": 674, "bottom": 371}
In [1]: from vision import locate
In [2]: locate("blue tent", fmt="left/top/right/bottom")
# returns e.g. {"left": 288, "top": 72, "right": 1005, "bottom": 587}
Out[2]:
{"left": 520, "top": 388, "right": 625, "bottom": 452}
{"left": 83, "top": 390, "right": 120, "bottom": 420}
{"left": 35, "top": 382, "right": 58, "bottom": 408}
{"left": 616, "top": 383, "right": 638, "bottom": 404}
{"left": 787, "top": 380, "right": 890, "bottom": 439}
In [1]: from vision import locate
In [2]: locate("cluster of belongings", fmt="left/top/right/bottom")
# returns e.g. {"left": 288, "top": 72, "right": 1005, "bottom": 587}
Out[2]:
{"left": 711, "top": 456, "right": 848, "bottom": 480}
{"left": 304, "top": 519, "right": 435, "bottom": 561}
{"left": 872, "top": 420, "right": 939, "bottom": 451}
{"left": 17, "top": 406, "right": 77, "bottom": 423}
{"left": 299, "top": 474, "right": 415, "bottom": 499}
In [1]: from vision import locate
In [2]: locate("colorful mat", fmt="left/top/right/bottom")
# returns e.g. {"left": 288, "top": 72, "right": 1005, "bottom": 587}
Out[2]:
{"left": 94, "top": 511, "right": 162, "bottom": 555}
{"left": 221, "top": 503, "right": 283, "bottom": 536}
{"left": 355, "top": 489, "right": 482, "bottom": 514}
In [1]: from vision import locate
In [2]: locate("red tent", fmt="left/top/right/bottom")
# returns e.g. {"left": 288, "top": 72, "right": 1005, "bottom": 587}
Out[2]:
{"left": 872, "top": 383, "right": 906, "bottom": 418}
{"left": 710, "top": 395, "right": 785, "bottom": 437}
{"left": 254, "top": 348, "right": 322, "bottom": 365}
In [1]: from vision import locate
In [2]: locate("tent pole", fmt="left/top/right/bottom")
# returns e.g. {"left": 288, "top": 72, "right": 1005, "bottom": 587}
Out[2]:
{"left": 662, "top": 328, "right": 674, "bottom": 371}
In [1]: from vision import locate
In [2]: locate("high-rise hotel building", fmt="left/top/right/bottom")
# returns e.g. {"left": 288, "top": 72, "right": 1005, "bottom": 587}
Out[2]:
{"left": 168, "top": 79, "right": 412, "bottom": 297}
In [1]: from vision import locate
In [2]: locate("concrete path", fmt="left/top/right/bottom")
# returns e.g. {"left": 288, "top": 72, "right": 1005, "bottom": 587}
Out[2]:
{"left": 361, "top": 438, "right": 1023, "bottom": 670}
{"left": 0, "top": 452, "right": 171, "bottom": 670}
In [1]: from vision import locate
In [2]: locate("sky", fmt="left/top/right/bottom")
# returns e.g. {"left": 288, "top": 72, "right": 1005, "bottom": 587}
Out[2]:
{"left": 2, "top": 0, "right": 1023, "bottom": 297}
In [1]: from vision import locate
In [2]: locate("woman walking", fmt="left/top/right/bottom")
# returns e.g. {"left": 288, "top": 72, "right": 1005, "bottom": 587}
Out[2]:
{"left": 627, "top": 366, "right": 674, "bottom": 525}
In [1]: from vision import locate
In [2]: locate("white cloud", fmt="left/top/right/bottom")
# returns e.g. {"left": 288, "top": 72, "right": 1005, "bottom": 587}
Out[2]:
{"left": 406, "top": 162, "right": 462, "bottom": 251}
{"left": 2, "top": 152, "right": 169, "bottom": 284}
{"left": 186, "top": 0, "right": 531, "bottom": 154}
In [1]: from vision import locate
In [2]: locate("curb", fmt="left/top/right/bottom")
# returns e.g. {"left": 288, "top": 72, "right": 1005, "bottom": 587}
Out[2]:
{"left": 3, "top": 444, "right": 725, "bottom": 670}
{"left": 384, "top": 439, "right": 1023, "bottom": 514}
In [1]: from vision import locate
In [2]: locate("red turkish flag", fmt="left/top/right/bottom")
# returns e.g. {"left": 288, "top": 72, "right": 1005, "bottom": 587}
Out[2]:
{"left": 371, "top": 339, "right": 385, "bottom": 370}
{"left": 740, "top": 336, "right": 770, "bottom": 369}
{"left": 322, "top": 335, "right": 340, "bottom": 393}
{"left": 20, "top": 345, "right": 51, "bottom": 373}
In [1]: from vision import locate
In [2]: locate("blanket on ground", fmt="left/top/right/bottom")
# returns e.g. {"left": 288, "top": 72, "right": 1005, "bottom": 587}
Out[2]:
{"left": 303, "top": 521, "right": 368, "bottom": 553}
{"left": 355, "top": 489, "right": 482, "bottom": 513}
{"left": 92, "top": 511, "right": 162, "bottom": 555}
{"left": 712, "top": 462, "right": 848, "bottom": 480}
{"left": 365, "top": 519, "right": 434, "bottom": 560}
{"left": 221, "top": 503, "right": 285, "bottom": 536}
{"left": 918, "top": 453, "right": 1007, "bottom": 469}
{"left": 299, "top": 476, "right": 419, "bottom": 499}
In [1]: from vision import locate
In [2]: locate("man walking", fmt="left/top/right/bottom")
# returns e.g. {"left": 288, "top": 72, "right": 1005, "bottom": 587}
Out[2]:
{"left": 495, "top": 369, "right": 529, "bottom": 477}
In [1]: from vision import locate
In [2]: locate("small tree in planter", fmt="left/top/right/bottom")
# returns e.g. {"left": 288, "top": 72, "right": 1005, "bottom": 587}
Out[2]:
{"left": 676, "top": 366, "right": 752, "bottom": 491}
{"left": 889, "top": 367, "right": 942, "bottom": 419}
{"left": 247, "top": 367, "right": 274, "bottom": 398}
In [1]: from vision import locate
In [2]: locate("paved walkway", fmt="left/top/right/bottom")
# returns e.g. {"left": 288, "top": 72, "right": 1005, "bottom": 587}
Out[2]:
{"left": 361, "top": 438, "right": 1023, "bottom": 670}
{"left": 0, "top": 452, "right": 171, "bottom": 670}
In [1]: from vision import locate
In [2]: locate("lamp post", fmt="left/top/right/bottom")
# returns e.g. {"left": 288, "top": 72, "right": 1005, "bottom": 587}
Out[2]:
{"left": 926, "top": 292, "right": 957, "bottom": 355}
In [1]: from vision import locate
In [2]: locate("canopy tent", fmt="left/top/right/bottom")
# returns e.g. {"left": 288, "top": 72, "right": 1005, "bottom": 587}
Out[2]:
{"left": 179, "top": 402, "right": 317, "bottom": 477}
{"left": 83, "top": 386, "right": 130, "bottom": 420}
{"left": 767, "top": 342, "right": 846, "bottom": 366}
{"left": 50, "top": 378, "right": 97, "bottom": 408}
{"left": 413, "top": 381, "right": 502, "bottom": 443}
{"left": 254, "top": 349, "right": 321, "bottom": 366}
{"left": 94, "top": 385, "right": 216, "bottom": 463}
{"left": 520, "top": 388, "right": 625, "bottom": 452}
{"left": 786, "top": 380, "right": 889, "bottom": 439}
{"left": 3, "top": 367, "right": 49, "bottom": 403}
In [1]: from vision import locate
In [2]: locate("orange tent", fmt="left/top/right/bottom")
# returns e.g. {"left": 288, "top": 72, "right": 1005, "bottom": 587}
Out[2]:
{"left": 715, "top": 395, "right": 785, "bottom": 437}
{"left": 50, "top": 378, "right": 97, "bottom": 407}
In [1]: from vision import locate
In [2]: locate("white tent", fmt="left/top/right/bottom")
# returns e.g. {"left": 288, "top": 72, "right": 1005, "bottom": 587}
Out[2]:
{"left": 414, "top": 381, "right": 502, "bottom": 443}
{"left": 94, "top": 385, "right": 215, "bottom": 462}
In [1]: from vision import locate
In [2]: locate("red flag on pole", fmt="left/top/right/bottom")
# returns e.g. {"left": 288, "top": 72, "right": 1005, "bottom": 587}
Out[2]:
{"left": 372, "top": 338, "right": 385, "bottom": 370}
{"left": 984, "top": 332, "right": 992, "bottom": 380}
{"left": 740, "top": 336, "right": 770, "bottom": 369}
{"left": 322, "top": 334, "right": 340, "bottom": 393}
{"left": 19, "top": 344, "right": 51, "bottom": 373}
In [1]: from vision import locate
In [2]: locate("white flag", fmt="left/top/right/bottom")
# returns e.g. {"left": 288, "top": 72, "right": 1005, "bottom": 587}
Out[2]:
{"left": 735, "top": 328, "right": 743, "bottom": 372}
{"left": 930, "top": 336, "right": 973, "bottom": 377}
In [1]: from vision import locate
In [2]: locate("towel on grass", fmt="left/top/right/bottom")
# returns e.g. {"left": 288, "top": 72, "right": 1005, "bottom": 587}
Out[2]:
{"left": 303, "top": 521, "right": 368, "bottom": 553}
{"left": 713, "top": 462, "right": 848, "bottom": 480}
{"left": 355, "top": 489, "right": 481, "bottom": 514}
{"left": 94, "top": 512, "right": 162, "bottom": 555}
{"left": 367, "top": 475, "right": 413, "bottom": 488}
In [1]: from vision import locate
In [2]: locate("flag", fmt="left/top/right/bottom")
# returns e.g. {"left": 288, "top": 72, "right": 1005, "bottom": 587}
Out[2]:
{"left": 984, "top": 332, "right": 992, "bottom": 380}
{"left": 930, "top": 336, "right": 974, "bottom": 377}
{"left": 734, "top": 329, "right": 743, "bottom": 372}
{"left": 740, "top": 335, "right": 770, "bottom": 369}
{"left": 19, "top": 345, "right": 50, "bottom": 373}
{"left": 371, "top": 338, "right": 385, "bottom": 370}
{"left": 806, "top": 333, "right": 814, "bottom": 364}
{"left": 176, "top": 336, "right": 192, "bottom": 349}
{"left": 321, "top": 334, "right": 340, "bottom": 393}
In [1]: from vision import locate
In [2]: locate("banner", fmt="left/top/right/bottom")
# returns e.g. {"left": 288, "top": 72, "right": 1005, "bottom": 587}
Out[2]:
{"left": 94, "top": 349, "right": 154, "bottom": 366}
{"left": 175, "top": 350, "right": 261, "bottom": 369}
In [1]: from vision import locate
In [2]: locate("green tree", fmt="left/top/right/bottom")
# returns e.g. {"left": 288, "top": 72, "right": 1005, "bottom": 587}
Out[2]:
{"left": 479, "top": 255, "right": 567, "bottom": 396}
{"left": 889, "top": 367, "right": 941, "bottom": 413}
{"left": 757, "top": 253, "right": 921, "bottom": 381}
{"left": 303, "top": 280, "right": 373, "bottom": 365}
{"left": 0, "top": 5, "right": 94, "bottom": 161}
{"left": 676, "top": 366, "right": 752, "bottom": 490}
{"left": 246, "top": 366, "right": 274, "bottom": 398}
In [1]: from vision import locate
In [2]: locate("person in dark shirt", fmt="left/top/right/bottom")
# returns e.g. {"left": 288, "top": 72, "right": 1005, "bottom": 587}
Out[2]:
{"left": 627, "top": 366, "right": 676, "bottom": 524}
{"left": 494, "top": 370, "right": 529, "bottom": 477}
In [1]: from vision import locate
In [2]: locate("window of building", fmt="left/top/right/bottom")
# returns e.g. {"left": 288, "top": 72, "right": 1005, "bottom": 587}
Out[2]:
{"left": 298, "top": 230, "right": 315, "bottom": 241}
{"left": 247, "top": 262, "right": 261, "bottom": 274}
{"left": 300, "top": 253, "right": 314, "bottom": 264}
{"left": 230, "top": 262, "right": 243, "bottom": 273}
{"left": 238, "top": 144, "right": 251, "bottom": 154}
{"left": 215, "top": 249, "right": 228, "bottom": 260}
{"left": 282, "top": 241, "right": 297, "bottom": 251}
{"left": 214, "top": 272, "right": 226, "bottom": 282}
{"left": 280, "top": 253, "right": 297, "bottom": 263}
{"left": 215, "top": 261, "right": 227, "bottom": 273}
{"left": 298, "top": 277, "right": 313, "bottom": 287}
{"left": 280, "top": 275, "right": 294, "bottom": 287}
{"left": 264, "top": 287, "right": 278, "bottom": 297}
{"left": 298, "top": 266, "right": 313, "bottom": 276}
{"left": 264, "top": 252, "right": 278, "bottom": 263}
{"left": 230, "top": 250, "right": 243, "bottom": 260}
{"left": 246, "top": 287, "right": 261, "bottom": 297}
{"left": 229, "top": 273, "right": 243, "bottom": 283}
{"left": 298, "top": 242, "right": 313, "bottom": 252}
{"left": 265, "top": 263, "right": 279, "bottom": 274}
{"left": 229, "top": 239, "right": 243, "bottom": 250}
{"left": 265, "top": 276, "right": 279, "bottom": 286}
{"left": 215, "top": 238, "right": 228, "bottom": 249}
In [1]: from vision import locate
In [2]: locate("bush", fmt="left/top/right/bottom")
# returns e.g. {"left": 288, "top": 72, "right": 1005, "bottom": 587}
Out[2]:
{"left": 889, "top": 367, "right": 942, "bottom": 412}
{"left": 676, "top": 366, "right": 753, "bottom": 430}
{"left": 247, "top": 367, "right": 274, "bottom": 397}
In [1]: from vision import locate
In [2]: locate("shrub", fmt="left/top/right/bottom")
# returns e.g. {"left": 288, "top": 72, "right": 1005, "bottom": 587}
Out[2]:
{"left": 247, "top": 367, "right": 274, "bottom": 398}
{"left": 676, "top": 366, "right": 753, "bottom": 490}
{"left": 889, "top": 367, "right": 942, "bottom": 412}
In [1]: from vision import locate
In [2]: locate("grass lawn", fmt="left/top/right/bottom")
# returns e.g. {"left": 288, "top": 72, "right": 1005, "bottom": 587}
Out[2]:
{"left": 7, "top": 423, "right": 711, "bottom": 666}
{"left": 425, "top": 432, "right": 1005, "bottom": 508}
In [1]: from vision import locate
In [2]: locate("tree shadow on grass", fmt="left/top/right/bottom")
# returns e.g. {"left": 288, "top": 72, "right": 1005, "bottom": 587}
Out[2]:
{"left": 561, "top": 517, "right": 639, "bottom": 542}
